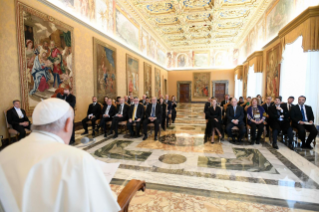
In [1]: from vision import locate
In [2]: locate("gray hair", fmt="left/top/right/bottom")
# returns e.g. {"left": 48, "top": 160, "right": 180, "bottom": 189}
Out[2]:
{"left": 31, "top": 107, "right": 74, "bottom": 133}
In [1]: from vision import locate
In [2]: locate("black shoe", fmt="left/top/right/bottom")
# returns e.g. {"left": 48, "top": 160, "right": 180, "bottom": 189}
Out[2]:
{"left": 256, "top": 140, "right": 260, "bottom": 144}
{"left": 136, "top": 133, "right": 141, "bottom": 137}
{"left": 250, "top": 140, "right": 255, "bottom": 145}
{"left": 238, "top": 139, "right": 243, "bottom": 143}
{"left": 288, "top": 143, "right": 294, "bottom": 150}
{"left": 143, "top": 135, "right": 148, "bottom": 140}
{"left": 112, "top": 134, "right": 118, "bottom": 139}
{"left": 273, "top": 144, "right": 279, "bottom": 149}
{"left": 154, "top": 136, "right": 158, "bottom": 141}
{"left": 104, "top": 133, "right": 107, "bottom": 137}
{"left": 302, "top": 144, "right": 313, "bottom": 149}
{"left": 95, "top": 127, "right": 100, "bottom": 132}
{"left": 108, "top": 131, "right": 113, "bottom": 135}
{"left": 81, "top": 131, "right": 88, "bottom": 135}
{"left": 266, "top": 133, "right": 269, "bottom": 137}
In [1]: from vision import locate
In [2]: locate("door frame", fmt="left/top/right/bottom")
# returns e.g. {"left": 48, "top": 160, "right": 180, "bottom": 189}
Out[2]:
{"left": 177, "top": 81, "right": 192, "bottom": 102}
{"left": 212, "top": 80, "right": 229, "bottom": 98}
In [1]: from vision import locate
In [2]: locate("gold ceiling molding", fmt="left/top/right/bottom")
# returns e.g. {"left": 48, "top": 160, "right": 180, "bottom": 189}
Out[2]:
{"left": 221, "top": 0, "right": 257, "bottom": 7}
{"left": 182, "top": 0, "right": 214, "bottom": 12}
{"left": 234, "top": 65, "right": 243, "bottom": 80}
{"left": 279, "top": 6, "right": 319, "bottom": 54}
{"left": 247, "top": 51, "right": 263, "bottom": 73}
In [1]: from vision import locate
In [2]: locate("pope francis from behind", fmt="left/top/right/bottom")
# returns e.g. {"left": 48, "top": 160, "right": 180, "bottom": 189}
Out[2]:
{"left": 0, "top": 98, "right": 121, "bottom": 212}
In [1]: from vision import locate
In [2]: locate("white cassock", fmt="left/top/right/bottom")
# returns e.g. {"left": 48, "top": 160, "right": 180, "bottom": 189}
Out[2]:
{"left": 0, "top": 130, "right": 121, "bottom": 212}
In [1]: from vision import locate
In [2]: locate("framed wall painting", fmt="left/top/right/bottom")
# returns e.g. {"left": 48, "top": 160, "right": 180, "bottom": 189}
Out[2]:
{"left": 193, "top": 72, "right": 210, "bottom": 99}
{"left": 143, "top": 62, "right": 152, "bottom": 97}
{"left": 126, "top": 54, "right": 139, "bottom": 96}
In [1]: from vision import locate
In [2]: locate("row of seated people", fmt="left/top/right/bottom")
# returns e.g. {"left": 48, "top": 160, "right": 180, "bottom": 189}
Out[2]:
{"left": 81, "top": 95, "right": 177, "bottom": 141}
{"left": 204, "top": 95, "right": 318, "bottom": 150}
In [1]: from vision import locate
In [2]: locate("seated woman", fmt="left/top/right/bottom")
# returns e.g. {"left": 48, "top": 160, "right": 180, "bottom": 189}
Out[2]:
{"left": 247, "top": 98, "right": 265, "bottom": 145}
{"left": 171, "top": 95, "right": 177, "bottom": 123}
{"left": 205, "top": 98, "right": 224, "bottom": 143}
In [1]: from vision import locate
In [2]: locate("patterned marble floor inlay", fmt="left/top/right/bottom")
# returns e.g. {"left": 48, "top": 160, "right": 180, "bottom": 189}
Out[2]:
{"left": 78, "top": 103, "right": 319, "bottom": 211}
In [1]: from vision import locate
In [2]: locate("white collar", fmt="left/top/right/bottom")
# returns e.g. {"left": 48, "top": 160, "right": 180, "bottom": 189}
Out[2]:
{"left": 31, "top": 130, "right": 65, "bottom": 144}
{"left": 14, "top": 107, "right": 21, "bottom": 111}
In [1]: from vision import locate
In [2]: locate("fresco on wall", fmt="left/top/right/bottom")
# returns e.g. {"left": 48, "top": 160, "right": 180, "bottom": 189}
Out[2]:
{"left": 167, "top": 52, "right": 173, "bottom": 68}
{"left": 238, "top": 39, "right": 248, "bottom": 64}
{"left": 194, "top": 52, "right": 209, "bottom": 67}
{"left": 213, "top": 51, "right": 228, "bottom": 67}
{"left": 149, "top": 37, "right": 156, "bottom": 59}
{"left": 266, "top": 44, "right": 281, "bottom": 99}
{"left": 157, "top": 49, "right": 166, "bottom": 66}
{"left": 233, "top": 49, "right": 239, "bottom": 66}
{"left": 126, "top": 54, "right": 139, "bottom": 96}
{"left": 141, "top": 29, "right": 149, "bottom": 55}
{"left": 193, "top": 72, "right": 210, "bottom": 99}
{"left": 266, "top": 0, "right": 294, "bottom": 40}
{"left": 93, "top": 38, "right": 117, "bottom": 102}
{"left": 248, "top": 28, "right": 256, "bottom": 55}
{"left": 144, "top": 63, "right": 152, "bottom": 97}
{"left": 177, "top": 54, "right": 187, "bottom": 67}
{"left": 256, "top": 17, "right": 265, "bottom": 50}
{"left": 17, "top": 2, "right": 75, "bottom": 115}
{"left": 115, "top": 7, "right": 139, "bottom": 50}
{"left": 155, "top": 68, "right": 161, "bottom": 97}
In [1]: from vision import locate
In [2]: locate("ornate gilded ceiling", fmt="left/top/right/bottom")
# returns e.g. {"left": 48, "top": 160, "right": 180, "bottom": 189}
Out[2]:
{"left": 117, "top": 0, "right": 270, "bottom": 51}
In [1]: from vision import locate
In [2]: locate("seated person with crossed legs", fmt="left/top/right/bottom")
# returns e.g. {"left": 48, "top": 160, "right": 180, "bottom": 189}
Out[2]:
{"left": 109, "top": 97, "right": 129, "bottom": 138}
{"left": 226, "top": 98, "right": 246, "bottom": 143}
{"left": 143, "top": 97, "right": 161, "bottom": 141}
{"left": 99, "top": 98, "right": 116, "bottom": 137}
{"left": 127, "top": 97, "right": 144, "bottom": 137}
{"left": 81, "top": 96, "right": 101, "bottom": 136}
{"left": 268, "top": 97, "right": 294, "bottom": 150}
{"left": 290, "top": 95, "right": 318, "bottom": 149}
{"left": 206, "top": 98, "right": 224, "bottom": 143}
{"left": 247, "top": 98, "right": 265, "bottom": 145}
{"left": 7, "top": 100, "right": 31, "bottom": 141}
{"left": 262, "top": 96, "right": 274, "bottom": 137}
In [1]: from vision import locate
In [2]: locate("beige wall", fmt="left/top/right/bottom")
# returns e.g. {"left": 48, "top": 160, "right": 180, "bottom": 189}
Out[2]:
{"left": 0, "top": 0, "right": 168, "bottom": 139}
{"left": 168, "top": 69, "right": 235, "bottom": 102}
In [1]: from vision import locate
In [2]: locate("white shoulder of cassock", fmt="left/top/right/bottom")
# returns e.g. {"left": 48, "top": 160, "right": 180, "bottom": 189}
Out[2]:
{"left": 0, "top": 131, "right": 121, "bottom": 212}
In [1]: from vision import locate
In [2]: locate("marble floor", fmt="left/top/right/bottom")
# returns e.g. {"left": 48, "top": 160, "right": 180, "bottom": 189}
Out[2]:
{"left": 74, "top": 104, "right": 319, "bottom": 212}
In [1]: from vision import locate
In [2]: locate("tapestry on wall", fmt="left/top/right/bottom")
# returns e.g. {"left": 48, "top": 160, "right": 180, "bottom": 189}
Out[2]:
{"left": 16, "top": 2, "right": 75, "bottom": 116}
{"left": 93, "top": 37, "right": 117, "bottom": 102}
{"left": 243, "top": 64, "right": 248, "bottom": 99}
{"left": 266, "top": 44, "right": 281, "bottom": 100}
{"left": 144, "top": 63, "right": 152, "bottom": 97}
{"left": 126, "top": 54, "right": 139, "bottom": 96}
{"left": 193, "top": 72, "right": 210, "bottom": 99}
{"left": 155, "top": 68, "right": 161, "bottom": 97}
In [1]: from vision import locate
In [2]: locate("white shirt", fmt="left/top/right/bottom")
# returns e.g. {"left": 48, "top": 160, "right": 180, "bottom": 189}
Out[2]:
{"left": 298, "top": 104, "right": 308, "bottom": 121}
{"left": 14, "top": 107, "right": 24, "bottom": 118}
{"left": 0, "top": 131, "right": 120, "bottom": 212}
{"left": 119, "top": 104, "right": 124, "bottom": 115}
{"left": 105, "top": 105, "right": 111, "bottom": 115}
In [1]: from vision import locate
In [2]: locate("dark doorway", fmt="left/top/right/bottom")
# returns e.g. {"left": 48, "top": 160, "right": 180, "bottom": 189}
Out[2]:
{"left": 179, "top": 84, "right": 190, "bottom": 103}
{"left": 214, "top": 83, "right": 226, "bottom": 103}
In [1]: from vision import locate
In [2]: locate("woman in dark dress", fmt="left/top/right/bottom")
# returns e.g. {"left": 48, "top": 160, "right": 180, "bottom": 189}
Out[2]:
{"left": 159, "top": 97, "right": 167, "bottom": 130}
{"left": 206, "top": 98, "right": 224, "bottom": 143}
{"left": 171, "top": 95, "right": 177, "bottom": 123}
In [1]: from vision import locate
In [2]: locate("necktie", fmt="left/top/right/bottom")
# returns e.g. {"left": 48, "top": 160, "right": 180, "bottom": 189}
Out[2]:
{"left": 301, "top": 106, "right": 306, "bottom": 121}
{"left": 151, "top": 106, "right": 155, "bottom": 117}
{"left": 289, "top": 104, "right": 291, "bottom": 111}
{"left": 234, "top": 107, "right": 236, "bottom": 116}
{"left": 132, "top": 105, "right": 137, "bottom": 120}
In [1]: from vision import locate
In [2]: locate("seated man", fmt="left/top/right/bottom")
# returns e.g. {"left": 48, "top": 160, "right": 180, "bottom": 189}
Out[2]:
{"left": 99, "top": 99, "right": 116, "bottom": 137}
{"left": 81, "top": 96, "right": 101, "bottom": 136}
{"left": 127, "top": 97, "right": 144, "bottom": 137}
{"left": 281, "top": 96, "right": 295, "bottom": 112}
{"left": 0, "top": 98, "right": 120, "bottom": 211}
{"left": 145, "top": 97, "right": 150, "bottom": 107}
{"left": 262, "top": 96, "right": 274, "bottom": 137}
{"left": 139, "top": 95, "right": 147, "bottom": 105}
{"left": 247, "top": 98, "right": 265, "bottom": 145}
{"left": 109, "top": 97, "right": 129, "bottom": 138}
{"left": 143, "top": 97, "right": 161, "bottom": 141}
{"left": 226, "top": 98, "right": 246, "bottom": 143}
{"left": 221, "top": 94, "right": 230, "bottom": 107}
{"left": 269, "top": 97, "right": 294, "bottom": 150}
{"left": 7, "top": 100, "right": 31, "bottom": 140}
{"left": 290, "top": 95, "right": 318, "bottom": 149}
{"left": 129, "top": 96, "right": 134, "bottom": 105}
{"left": 237, "top": 96, "right": 244, "bottom": 106}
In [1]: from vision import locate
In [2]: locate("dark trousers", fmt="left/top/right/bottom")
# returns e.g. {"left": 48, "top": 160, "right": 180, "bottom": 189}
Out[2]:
{"left": 82, "top": 117, "right": 97, "bottom": 132}
{"left": 172, "top": 110, "right": 177, "bottom": 123}
{"left": 12, "top": 124, "right": 30, "bottom": 140}
{"left": 265, "top": 118, "right": 270, "bottom": 135}
{"left": 205, "top": 119, "right": 223, "bottom": 138}
{"left": 110, "top": 117, "right": 126, "bottom": 135}
{"left": 226, "top": 123, "right": 246, "bottom": 141}
{"left": 127, "top": 120, "right": 142, "bottom": 136}
{"left": 161, "top": 116, "right": 166, "bottom": 130}
{"left": 99, "top": 117, "right": 112, "bottom": 132}
{"left": 272, "top": 121, "right": 293, "bottom": 145}
{"left": 293, "top": 124, "right": 318, "bottom": 146}
{"left": 143, "top": 118, "right": 159, "bottom": 137}
{"left": 249, "top": 122, "right": 264, "bottom": 141}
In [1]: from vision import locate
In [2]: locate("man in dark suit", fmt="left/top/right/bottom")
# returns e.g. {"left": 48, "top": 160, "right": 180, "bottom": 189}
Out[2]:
{"left": 290, "top": 95, "right": 318, "bottom": 149}
{"left": 281, "top": 96, "right": 295, "bottom": 114}
{"left": 7, "top": 100, "right": 31, "bottom": 140}
{"left": 269, "top": 97, "right": 294, "bottom": 150}
{"left": 139, "top": 95, "right": 147, "bottom": 105}
{"left": 127, "top": 97, "right": 144, "bottom": 137}
{"left": 81, "top": 96, "right": 101, "bottom": 136}
{"left": 220, "top": 94, "right": 230, "bottom": 107}
{"left": 237, "top": 96, "right": 244, "bottom": 106}
{"left": 99, "top": 99, "right": 116, "bottom": 137}
{"left": 164, "top": 94, "right": 172, "bottom": 127}
{"left": 109, "top": 97, "right": 129, "bottom": 138}
{"left": 226, "top": 98, "right": 246, "bottom": 143}
{"left": 143, "top": 97, "right": 162, "bottom": 141}
{"left": 262, "top": 96, "right": 275, "bottom": 137}
{"left": 57, "top": 88, "right": 76, "bottom": 144}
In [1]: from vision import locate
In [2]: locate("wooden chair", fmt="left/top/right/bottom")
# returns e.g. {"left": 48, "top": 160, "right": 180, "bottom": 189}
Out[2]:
{"left": 117, "top": 179, "right": 146, "bottom": 212}
{"left": 4, "top": 108, "right": 31, "bottom": 143}
{"left": 86, "top": 103, "right": 103, "bottom": 131}
{"left": 147, "top": 123, "right": 161, "bottom": 138}
{"left": 292, "top": 127, "right": 317, "bottom": 147}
